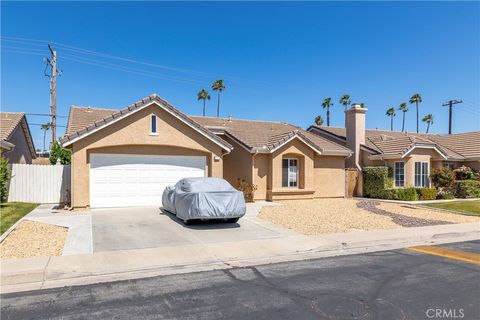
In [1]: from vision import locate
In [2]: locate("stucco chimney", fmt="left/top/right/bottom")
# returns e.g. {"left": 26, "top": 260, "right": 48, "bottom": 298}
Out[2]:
{"left": 345, "top": 104, "right": 367, "bottom": 169}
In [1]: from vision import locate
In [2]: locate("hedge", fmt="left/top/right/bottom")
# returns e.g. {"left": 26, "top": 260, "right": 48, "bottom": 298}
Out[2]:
{"left": 417, "top": 188, "right": 438, "bottom": 200}
{"left": 454, "top": 180, "right": 480, "bottom": 198}
{"left": 395, "top": 188, "right": 419, "bottom": 201}
{"left": 363, "top": 167, "right": 391, "bottom": 199}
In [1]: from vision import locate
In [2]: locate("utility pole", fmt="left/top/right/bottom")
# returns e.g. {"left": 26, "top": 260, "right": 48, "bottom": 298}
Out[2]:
{"left": 45, "top": 44, "right": 58, "bottom": 145}
{"left": 442, "top": 99, "right": 463, "bottom": 134}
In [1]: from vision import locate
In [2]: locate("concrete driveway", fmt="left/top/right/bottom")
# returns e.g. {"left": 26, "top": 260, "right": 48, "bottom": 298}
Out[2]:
{"left": 92, "top": 203, "right": 296, "bottom": 252}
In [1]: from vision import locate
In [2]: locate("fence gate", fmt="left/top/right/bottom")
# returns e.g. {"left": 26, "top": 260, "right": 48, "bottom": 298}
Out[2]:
{"left": 8, "top": 164, "right": 71, "bottom": 204}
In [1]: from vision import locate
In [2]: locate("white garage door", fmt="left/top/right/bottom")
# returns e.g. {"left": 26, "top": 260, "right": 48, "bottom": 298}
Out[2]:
{"left": 90, "top": 153, "right": 206, "bottom": 208}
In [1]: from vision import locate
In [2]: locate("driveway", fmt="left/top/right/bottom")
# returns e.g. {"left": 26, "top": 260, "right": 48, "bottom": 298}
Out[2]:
{"left": 92, "top": 203, "right": 296, "bottom": 252}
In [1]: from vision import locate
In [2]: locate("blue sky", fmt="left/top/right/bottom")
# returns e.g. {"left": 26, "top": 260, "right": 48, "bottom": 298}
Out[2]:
{"left": 1, "top": 1, "right": 479, "bottom": 150}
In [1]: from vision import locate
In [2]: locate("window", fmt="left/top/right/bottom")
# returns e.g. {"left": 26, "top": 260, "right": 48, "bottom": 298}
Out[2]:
{"left": 415, "top": 161, "right": 429, "bottom": 187}
{"left": 282, "top": 158, "right": 298, "bottom": 187}
{"left": 443, "top": 163, "right": 455, "bottom": 170}
{"left": 394, "top": 162, "right": 405, "bottom": 187}
{"left": 150, "top": 115, "right": 157, "bottom": 134}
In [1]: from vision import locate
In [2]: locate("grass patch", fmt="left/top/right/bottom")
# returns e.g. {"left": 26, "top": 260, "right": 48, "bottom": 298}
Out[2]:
{"left": 424, "top": 201, "right": 480, "bottom": 215}
{"left": 0, "top": 202, "right": 38, "bottom": 235}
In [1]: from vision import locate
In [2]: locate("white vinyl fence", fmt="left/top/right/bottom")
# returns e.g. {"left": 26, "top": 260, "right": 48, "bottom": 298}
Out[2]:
{"left": 8, "top": 164, "right": 71, "bottom": 204}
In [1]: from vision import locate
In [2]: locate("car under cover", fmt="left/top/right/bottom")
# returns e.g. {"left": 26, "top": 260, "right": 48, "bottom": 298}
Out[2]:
{"left": 162, "top": 177, "right": 246, "bottom": 222}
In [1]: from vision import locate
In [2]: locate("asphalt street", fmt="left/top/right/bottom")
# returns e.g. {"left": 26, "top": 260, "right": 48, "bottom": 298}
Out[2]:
{"left": 1, "top": 241, "right": 479, "bottom": 320}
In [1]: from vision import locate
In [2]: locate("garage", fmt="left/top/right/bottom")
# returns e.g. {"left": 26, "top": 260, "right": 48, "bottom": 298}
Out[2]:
{"left": 90, "top": 153, "right": 206, "bottom": 208}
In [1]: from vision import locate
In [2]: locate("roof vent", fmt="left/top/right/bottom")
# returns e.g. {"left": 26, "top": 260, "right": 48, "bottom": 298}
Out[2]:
{"left": 227, "top": 115, "right": 232, "bottom": 122}
{"left": 86, "top": 107, "right": 93, "bottom": 113}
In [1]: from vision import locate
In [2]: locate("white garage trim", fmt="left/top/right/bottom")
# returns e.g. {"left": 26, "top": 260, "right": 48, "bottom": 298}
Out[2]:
{"left": 90, "top": 153, "right": 206, "bottom": 208}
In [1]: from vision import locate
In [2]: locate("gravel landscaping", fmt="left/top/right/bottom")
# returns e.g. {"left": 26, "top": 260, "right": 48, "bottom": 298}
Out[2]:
{"left": 258, "top": 198, "right": 479, "bottom": 235}
{"left": 0, "top": 220, "right": 68, "bottom": 259}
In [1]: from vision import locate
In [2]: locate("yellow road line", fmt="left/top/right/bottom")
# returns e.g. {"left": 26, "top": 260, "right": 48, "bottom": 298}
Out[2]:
{"left": 407, "top": 245, "right": 480, "bottom": 265}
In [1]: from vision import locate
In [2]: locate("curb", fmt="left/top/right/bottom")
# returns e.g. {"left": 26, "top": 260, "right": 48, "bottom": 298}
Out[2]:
{"left": 1, "top": 227, "right": 479, "bottom": 294}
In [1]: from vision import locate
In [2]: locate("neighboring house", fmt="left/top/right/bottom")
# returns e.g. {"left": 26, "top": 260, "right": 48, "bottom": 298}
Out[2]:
{"left": 308, "top": 104, "right": 480, "bottom": 194}
{"left": 61, "top": 94, "right": 351, "bottom": 209}
{"left": 0, "top": 112, "right": 36, "bottom": 164}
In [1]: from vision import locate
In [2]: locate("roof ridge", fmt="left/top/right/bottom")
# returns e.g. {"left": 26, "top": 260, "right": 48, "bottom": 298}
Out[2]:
{"left": 191, "top": 115, "right": 288, "bottom": 125}
{"left": 71, "top": 105, "right": 118, "bottom": 111}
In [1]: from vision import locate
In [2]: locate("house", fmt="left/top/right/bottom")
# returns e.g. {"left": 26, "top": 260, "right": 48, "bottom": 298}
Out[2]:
{"left": 308, "top": 104, "right": 480, "bottom": 194}
{"left": 61, "top": 94, "right": 352, "bottom": 209}
{"left": 0, "top": 112, "right": 36, "bottom": 164}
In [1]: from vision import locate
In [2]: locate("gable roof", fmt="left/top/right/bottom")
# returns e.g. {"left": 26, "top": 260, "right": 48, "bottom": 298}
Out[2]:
{"left": 60, "top": 94, "right": 233, "bottom": 152}
{"left": 191, "top": 116, "right": 352, "bottom": 156}
{"left": 308, "top": 125, "right": 477, "bottom": 160}
{"left": 0, "top": 112, "right": 36, "bottom": 158}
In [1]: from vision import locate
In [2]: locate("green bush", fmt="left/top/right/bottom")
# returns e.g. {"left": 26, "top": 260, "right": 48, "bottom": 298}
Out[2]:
{"left": 436, "top": 193, "right": 455, "bottom": 200}
{"left": 453, "top": 166, "right": 479, "bottom": 181}
{"left": 50, "top": 141, "right": 71, "bottom": 165}
{"left": 431, "top": 167, "right": 454, "bottom": 189}
{"left": 417, "top": 188, "right": 438, "bottom": 200}
{"left": 363, "top": 167, "right": 391, "bottom": 199}
{"left": 454, "top": 180, "right": 480, "bottom": 198}
{"left": 395, "top": 188, "right": 419, "bottom": 201}
{"left": 0, "top": 157, "right": 11, "bottom": 202}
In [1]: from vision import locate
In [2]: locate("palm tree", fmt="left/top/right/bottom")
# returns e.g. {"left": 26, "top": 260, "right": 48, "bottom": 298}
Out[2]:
{"left": 314, "top": 115, "right": 324, "bottom": 126}
{"left": 40, "top": 122, "right": 52, "bottom": 152}
{"left": 399, "top": 102, "right": 408, "bottom": 132}
{"left": 422, "top": 114, "right": 434, "bottom": 133}
{"left": 339, "top": 94, "right": 351, "bottom": 112}
{"left": 386, "top": 107, "right": 396, "bottom": 131}
{"left": 409, "top": 93, "right": 422, "bottom": 133}
{"left": 197, "top": 89, "right": 210, "bottom": 116}
{"left": 211, "top": 80, "right": 225, "bottom": 118}
{"left": 321, "top": 97, "right": 333, "bottom": 126}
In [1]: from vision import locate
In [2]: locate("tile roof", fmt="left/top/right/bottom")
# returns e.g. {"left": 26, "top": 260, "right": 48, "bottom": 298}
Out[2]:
{"left": 61, "top": 94, "right": 232, "bottom": 151}
{"left": 190, "top": 117, "right": 352, "bottom": 155}
{"left": 62, "top": 99, "right": 351, "bottom": 156}
{"left": 1, "top": 112, "right": 24, "bottom": 140}
{"left": 309, "top": 126, "right": 478, "bottom": 160}
{"left": 0, "top": 112, "right": 36, "bottom": 158}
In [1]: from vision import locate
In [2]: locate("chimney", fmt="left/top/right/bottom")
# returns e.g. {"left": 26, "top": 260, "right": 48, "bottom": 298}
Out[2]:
{"left": 345, "top": 104, "right": 367, "bottom": 169}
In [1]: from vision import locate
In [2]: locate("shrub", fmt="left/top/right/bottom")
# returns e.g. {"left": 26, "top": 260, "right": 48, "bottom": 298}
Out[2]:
{"left": 453, "top": 166, "right": 479, "bottom": 181}
{"left": 436, "top": 193, "right": 455, "bottom": 200}
{"left": 363, "top": 167, "right": 391, "bottom": 199}
{"left": 50, "top": 141, "right": 71, "bottom": 165}
{"left": 0, "top": 157, "right": 11, "bottom": 202}
{"left": 417, "top": 188, "right": 438, "bottom": 200}
{"left": 237, "top": 178, "right": 258, "bottom": 202}
{"left": 395, "top": 187, "right": 418, "bottom": 201}
{"left": 454, "top": 180, "right": 480, "bottom": 198}
{"left": 431, "top": 167, "right": 454, "bottom": 189}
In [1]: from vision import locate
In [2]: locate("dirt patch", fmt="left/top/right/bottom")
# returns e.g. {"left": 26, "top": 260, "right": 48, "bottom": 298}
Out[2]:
{"left": 0, "top": 220, "right": 68, "bottom": 259}
{"left": 258, "top": 198, "right": 399, "bottom": 235}
{"left": 258, "top": 198, "right": 479, "bottom": 236}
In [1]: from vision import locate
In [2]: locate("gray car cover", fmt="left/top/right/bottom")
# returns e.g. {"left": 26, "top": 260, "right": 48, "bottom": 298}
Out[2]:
{"left": 162, "top": 177, "right": 246, "bottom": 221}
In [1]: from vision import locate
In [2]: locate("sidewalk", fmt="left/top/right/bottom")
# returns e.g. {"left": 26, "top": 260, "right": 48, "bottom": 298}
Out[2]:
{"left": 1, "top": 222, "right": 478, "bottom": 294}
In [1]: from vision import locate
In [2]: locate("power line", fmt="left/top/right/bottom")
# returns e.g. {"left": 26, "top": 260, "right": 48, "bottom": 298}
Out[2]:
{"left": 442, "top": 99, "right": 463, "bottom": 134}
{"left": 26, "top": 113, "right": 68, "bottom": 118}
{"left": 30, "top": 123, "right": 66, "bottom": 127}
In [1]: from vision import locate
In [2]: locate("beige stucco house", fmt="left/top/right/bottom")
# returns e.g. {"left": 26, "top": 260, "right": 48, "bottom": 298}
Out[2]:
{"left": 61, "top": 94, "right": 352, "bottom": 208}
{"left": 308, "top": 105, "right": 480, "bottom": 194}
{"left": 0, "top": 112, "right": 36, "bottom": 164}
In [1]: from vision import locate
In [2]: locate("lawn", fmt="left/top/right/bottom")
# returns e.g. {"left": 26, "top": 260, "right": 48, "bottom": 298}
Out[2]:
{"left": 0, "top": 202, "right": 38, "bottom": 235}
{"left": 424, "top": 201, "right": 480, "bottom": 215}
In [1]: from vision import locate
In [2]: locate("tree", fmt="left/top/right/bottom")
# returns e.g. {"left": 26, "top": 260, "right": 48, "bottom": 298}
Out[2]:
{"left": 40, "top": 122, "right": 52, "bottom": 152}
{"left": 314, "top": 115, "right": 324, "bottom": 126}
{"left": 197, "top": 89, "right": 210, "bottom": 116}
{"left": 0, "top": 157, "right": 11, "bottom": 202}
{"left": 321, "top": 97, "right": 333, "bottom": 126}
{"left": 398, "top": 102, "right": 408, "bottom": 132}
{"left": 422, "top": 114, "right": 434, "bottom": 133}
{"left": 211, "top": 80, "right": 225, "bottom": 118}
{"left": 339, "top": 94, "right": 351, "bottom": 111}
{"left": 409, "top": 93, "right": 422, "bottom": 133}
{"left": 50, "top": 141, "right": 71, "bottom": 165}
{"left": 386, "top": 107, "right": 396, "bottom": 131}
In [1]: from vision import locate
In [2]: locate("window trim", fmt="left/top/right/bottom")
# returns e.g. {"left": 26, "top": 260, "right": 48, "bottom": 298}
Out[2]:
{"left": 282, "top": 158, "right": 299, "bottom": 188}
{"left": 394, "top": 161, "right": 405, "bottom": 188}
{"left": 414, "top": 161, "right": 430, "bottom": 187}
{"left": 150, "top": 114, "right": 158, "bottom": 135}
